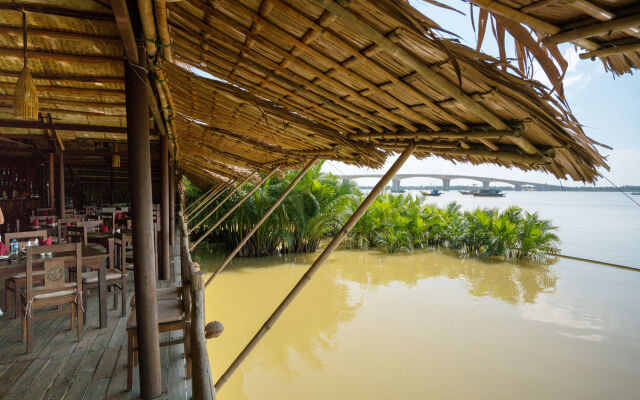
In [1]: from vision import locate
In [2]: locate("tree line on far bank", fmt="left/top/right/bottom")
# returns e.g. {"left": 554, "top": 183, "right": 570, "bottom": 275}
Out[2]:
{"left": 186, "top": 165, "right": 560, "bottom": 262}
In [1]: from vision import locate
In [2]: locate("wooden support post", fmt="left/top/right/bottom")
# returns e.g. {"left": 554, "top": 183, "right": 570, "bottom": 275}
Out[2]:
{"left": 125, "top": 50, "right": 162, "bottom": 398}
{"left": 48, "top": 152, "right": 55, "bottom": 208}
{"left": 189, "top": 173, "right": 256, "bottom": 233}
{"left": 205, "top": 158, "right": 318, "bottom": 287}
{"left": 58, "top": 150, "right": 65, "bottom": 218}
{"left": 214, "top": 145, "right": 415, "bottom": 391}
{"left": 189, "top": 168, "right": 278, "bottom": 250}
{"left": 169, "top": 160, "right": 176, "bottom": 246}
{"left": 160, "top": 133, "right": 170, "bottom": 280}
{"left": 190, "top": 272, "right": 216, "bottom": 400}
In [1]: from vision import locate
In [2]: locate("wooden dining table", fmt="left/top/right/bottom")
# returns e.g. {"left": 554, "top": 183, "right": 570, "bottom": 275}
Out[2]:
{"left": 0, "top": 244, "right": 112, "bottom": 328}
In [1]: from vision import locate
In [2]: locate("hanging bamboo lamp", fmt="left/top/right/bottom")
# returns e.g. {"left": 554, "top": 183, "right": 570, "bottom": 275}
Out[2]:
{"left": 112, "top": 143, "right": 121, "bottom": 167}
{"left": 14, "top": 10, "right": 38, "bottom": 119}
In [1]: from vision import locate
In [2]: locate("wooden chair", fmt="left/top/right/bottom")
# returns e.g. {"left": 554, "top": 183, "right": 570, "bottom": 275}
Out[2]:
{"left": 20, "top": 243, "right": 83, "bottom": 353}
{"left": 56, "top": 217, "right": 84, "bottom": 243}
{"left": 81, "top": 237, "right": 127, "bottom": 322}
{"left": 65, "top": 226, "right": 88, "bottom": 245}
{"left": 101, "top": 211, "right": 116, "bottom": 233}
{"left": 29, "top": 215, "right": 56, "bottom": 227}
{"left": 77, "top": 220, "right": 102, "bottom": 233}
{"left": 4, "top": 230, "right": 49, "bottom": 319}
{"left": 126, "top": 286, "right": 191, "bottom": 391}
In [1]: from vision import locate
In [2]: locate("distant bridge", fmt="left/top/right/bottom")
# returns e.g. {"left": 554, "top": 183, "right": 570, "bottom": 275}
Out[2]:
{"left": 335, "top": 174, "right": 562, "bottom": 191}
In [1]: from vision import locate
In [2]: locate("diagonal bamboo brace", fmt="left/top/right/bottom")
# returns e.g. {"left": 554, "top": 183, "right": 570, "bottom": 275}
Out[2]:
{"left": 189, "top": 172, "right": 256, "bottom": 233}
{"left": 214, "top": 145, "right": 416, "bottom": 391}
{"left": 204, "top": 157, "right": 319, "bottom": 288}
{"left": 190, "top": 167, "right": 279, "bottom": 250}
{"left": 188, "top": 179, "right": 235, "bottom": 221}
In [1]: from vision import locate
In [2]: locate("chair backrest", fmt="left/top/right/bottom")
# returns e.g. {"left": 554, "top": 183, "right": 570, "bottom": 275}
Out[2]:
{"left": 65, "top": 226, "right": 88, "bottom": 245}
{"left": 30, "top": 215, "right": 56, "bottom": 224}
{"left": 114, "top": 232, "right": 131, "bottom": 271}
{"left": 24, "top": 243, "right": 82, "bottom": 302}
{"left": 57, "top": 217, "right": 84, "bottom": 241}
{"left": 77, "top": 220, "right": 102, "bottom": 232}
{"left": 34, "top": 207, "right": 55, "bottom": 216}
{"left": 101, "top": 211, "right": 115, "bottom": 233}
{"left": 3, "top": 230, "right": 48, "bottom": 250}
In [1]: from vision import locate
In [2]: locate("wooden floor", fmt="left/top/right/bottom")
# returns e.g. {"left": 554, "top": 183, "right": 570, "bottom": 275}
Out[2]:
{"left": 0, "top": 247, "right": 192, "bottom": 400}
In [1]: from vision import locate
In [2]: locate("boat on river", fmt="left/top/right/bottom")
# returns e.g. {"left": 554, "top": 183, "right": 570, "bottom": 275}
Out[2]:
{"left": 421, "top": 189, "right": 442, "bottom": 196}
{"left": 631, "top": 192, "right": 640, "bottom": 195}
{"left": 459, "top": 190, "right": 475, "bottom": 195}
{"left": 472, "top": 189, "right": 506, "bottom": 197}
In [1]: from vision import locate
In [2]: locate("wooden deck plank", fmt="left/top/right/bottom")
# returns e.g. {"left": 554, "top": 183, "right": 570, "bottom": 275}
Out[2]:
{"left": 0, "top": 238, "right": 192, "bottom": 400}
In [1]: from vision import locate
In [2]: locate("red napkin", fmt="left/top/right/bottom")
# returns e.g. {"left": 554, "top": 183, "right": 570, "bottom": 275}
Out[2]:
{"left": 100, "top": 224, "right": 109, "bottom": 233}
{"left": 115, "top": 212, "right": 122, "bottom": 220}
{"left": 0, "top": 242, "right": 7, "bottom": 256}
{"left": 122, "top": 212, "right": 128, "bottom": 219}
{"left": 47, "top": 218, "right": 54, "bottom": 224}
{"left": 65, "top": 222, "right": 71, "bottom": 226}
{"left": 32, "top": 219, "right": 40, "bottom": 226}
{"left": 43, "top": 236, "right": 52, "bottom": 246}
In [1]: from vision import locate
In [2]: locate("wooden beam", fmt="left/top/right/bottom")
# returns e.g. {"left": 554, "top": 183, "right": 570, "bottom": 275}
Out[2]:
{"left": 579, "top": 42, "right": 640, "bottom": 58}
{"left": 110, "top": 0, "right": 139, "bottom": 64}
{"left": 0, "top": 70, "right": 123, "bottom": 83}
{"left": 0, "top": 24, "right": 120, "bottom": 43}
{"left": 0, "top": 3, "right": 114, "bottom": 20}
{"left": 1, "top": 47, "right": 122, "bottom": 64}
{"left": 542, "top": 13, "right": 640, "bottom": 45}
{"left": 317, "top": 0, "right": 509, "bottom": 130}
{"left": 0, "top": 82, "right": 123, "bottom": 97}
{"left": 159, "top": 132, "right": 170, "bottom": 280}
{"left": 0, "top": 119, "right": 126, "bottom": 133}
{"left": 0, "top": 95, "right": 125, "bottom": 109}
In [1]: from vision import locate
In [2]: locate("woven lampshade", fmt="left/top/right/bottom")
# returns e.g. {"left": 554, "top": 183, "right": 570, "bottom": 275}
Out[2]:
{"left": 112, "top": 142, "right": 120, "bottom": 167}
{"left": 14, "top": 66, "right": 38, "bottom": 119}
{"left": 14, "top": 11, "right": 38, "bottom": 119}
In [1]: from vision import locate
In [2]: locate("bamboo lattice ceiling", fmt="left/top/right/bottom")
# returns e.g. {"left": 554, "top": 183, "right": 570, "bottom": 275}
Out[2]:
{"left": 0, "top": 0, "right": 613, "bottom": 187}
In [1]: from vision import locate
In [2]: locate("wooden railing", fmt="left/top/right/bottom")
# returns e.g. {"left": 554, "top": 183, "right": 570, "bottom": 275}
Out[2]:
{"left": 178, "top": 208, "right": 216, "bottom": 400}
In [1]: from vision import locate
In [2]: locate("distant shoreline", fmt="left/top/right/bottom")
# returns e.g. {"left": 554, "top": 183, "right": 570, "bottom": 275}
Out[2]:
{"left": 358, "top": 185, "right": 640, "bottom": 192}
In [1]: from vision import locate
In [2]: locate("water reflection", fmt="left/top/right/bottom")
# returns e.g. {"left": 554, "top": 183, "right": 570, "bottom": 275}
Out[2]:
{"left": 331, "top": 250, "right": 558, "bottom": 305}
{"left": 195, "top": 245, "right": 561, "bottom": 399}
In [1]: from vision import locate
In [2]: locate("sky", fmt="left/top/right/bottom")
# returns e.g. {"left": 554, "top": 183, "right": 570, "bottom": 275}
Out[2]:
{"left": 321, "top": 0, "right": 640, "bottom": 187}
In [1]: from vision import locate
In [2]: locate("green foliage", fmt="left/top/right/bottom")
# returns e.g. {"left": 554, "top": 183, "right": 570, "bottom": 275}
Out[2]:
{"left": 187, "top": 172, "right": 559, "bottom": 262}
{"left": 349, "top": 194, "right": 560, "bottom": 261}
{"left": 191, "top": 163, "right": 359, "bottom": 256}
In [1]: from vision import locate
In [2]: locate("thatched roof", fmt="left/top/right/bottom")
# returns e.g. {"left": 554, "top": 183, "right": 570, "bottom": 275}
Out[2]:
{"left": 467, "top": 0, "right": 640, "bottom": 77}
{"left": 0, "top": 0, "right": 611, "bottom": 188}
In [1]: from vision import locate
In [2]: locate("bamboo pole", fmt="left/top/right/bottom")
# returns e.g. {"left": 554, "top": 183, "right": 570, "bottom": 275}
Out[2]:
{"left": 190, "top": 168, "right": 278, "bottom": 250}
{"left": 466, "top": 0, "right": 599, "bottom": 51}
{"left": 348, "top": 130, "right": 517, "bottom": 141}
{"left": 214, "top": 145, "right": 415, "bottom": 391}
{"left": 579, "top": 42, "right": 640, "bottom": 59}
{"left": 156, "top": 0, "right": 173, "bottom": 62}
{"left": 204, "top": 157, "right": 319, "bottom": 288}
{"left": 543, "top": 13, "right": 640, "bottom": 45}
{"left": 0, "top": 24, "right": 121, "bottom": 43}
{"left": 160, "top": 133, "right": 170, "bottom": 280}
{"left": 1, "top": 47, "right": 123, "bottom": 64}
{"left": 188, "top": 174, "right": 255, "bottom": 232}
{"left": 317, "top": 0, "right": 508, "bottom": 131}
{"left": 188, "top": 179, "right": 236, "bottom": 222}
{"left": 137, "top": 0, "right": 157, "bottom": 58}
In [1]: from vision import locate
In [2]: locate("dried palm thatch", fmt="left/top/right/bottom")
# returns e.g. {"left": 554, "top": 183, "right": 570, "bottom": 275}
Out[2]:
{"left": 0, "top": 0, "right": 612, "bottom": 188}
{"left": 166, "top": 0, "right": 608, "bottom": 182}
{"left": 466, "top": 0, "right": 640, "bottom": 83}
